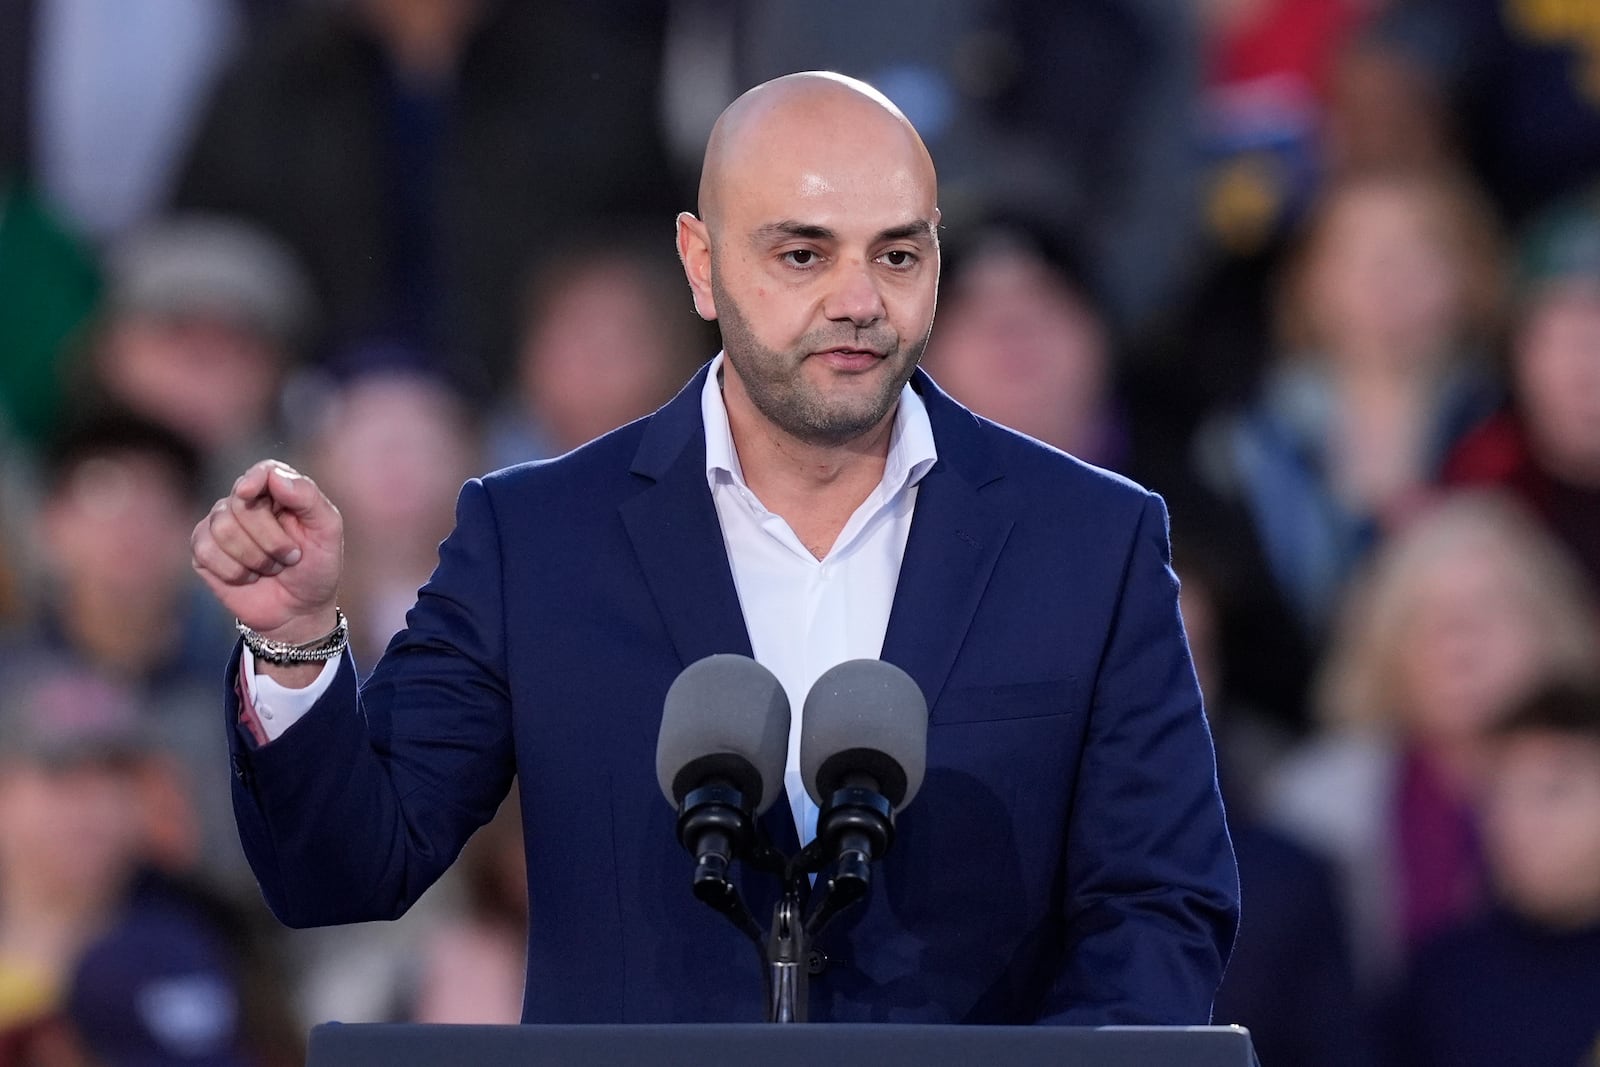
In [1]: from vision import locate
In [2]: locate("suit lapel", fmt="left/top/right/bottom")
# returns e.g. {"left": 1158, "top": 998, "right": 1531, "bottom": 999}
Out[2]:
{"left": 880, "top": 372, "right": 1013, "bottom": 715}
{"left": 621, "top": 367, "right": 1010, "bottom": 853}
{"left": 620, "top": 365, "right": 754, "bottom": 669}
{"left": 621, "top": 365, "right": 800, "bottom": 870}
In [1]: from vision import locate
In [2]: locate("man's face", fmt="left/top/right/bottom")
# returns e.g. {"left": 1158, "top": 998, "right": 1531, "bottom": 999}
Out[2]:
{"left": 685, "top": 93, "right": 940, "bottom": 448}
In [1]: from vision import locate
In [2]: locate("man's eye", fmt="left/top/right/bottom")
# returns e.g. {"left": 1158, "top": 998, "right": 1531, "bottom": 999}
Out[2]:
{"left": 783, "top": 249, "right": 817, "bottom": 267}
{"left": 882, "top": 250, "right": 916, "bottom": 267}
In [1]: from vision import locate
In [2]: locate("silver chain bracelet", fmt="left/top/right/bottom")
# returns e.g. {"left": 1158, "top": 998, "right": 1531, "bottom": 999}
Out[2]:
{"left": 237, "top": 609, "right": 349, "bottom": 666}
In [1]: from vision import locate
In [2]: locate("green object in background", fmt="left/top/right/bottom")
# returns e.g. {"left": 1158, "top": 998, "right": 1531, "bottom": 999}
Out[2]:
{"left": 0, "top": 177, "right": 101, "bottom": 445}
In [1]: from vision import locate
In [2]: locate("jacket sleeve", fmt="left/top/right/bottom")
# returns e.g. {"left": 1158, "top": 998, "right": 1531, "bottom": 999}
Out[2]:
{"left": 226, "top": 478, "right": 516, "bottom": 927}
{"left": 1041, "top": 491, "right": 1240, "bottom": 1023}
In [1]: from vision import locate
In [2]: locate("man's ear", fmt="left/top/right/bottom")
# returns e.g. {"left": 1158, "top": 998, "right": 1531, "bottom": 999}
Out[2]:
{"left": 675, "top": 212, "right": 718, "bottom": 321}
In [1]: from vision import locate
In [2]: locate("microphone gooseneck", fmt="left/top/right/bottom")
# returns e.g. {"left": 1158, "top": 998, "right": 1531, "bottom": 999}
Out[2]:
{"left": 798, "top": 659, "right": 929, "bottom": 930}
{"left": 657, "top": 654, "right": 928, "bottom": 1023}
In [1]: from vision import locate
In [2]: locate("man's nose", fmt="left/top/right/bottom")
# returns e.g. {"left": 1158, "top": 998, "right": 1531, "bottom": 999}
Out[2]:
{"left": 824, "top": 259, "right": 887, "bottom": 327}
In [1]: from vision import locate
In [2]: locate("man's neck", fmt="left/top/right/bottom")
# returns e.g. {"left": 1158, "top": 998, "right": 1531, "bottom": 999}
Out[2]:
{"left": 722, "top": 383, "right": 897, "bottom": 560}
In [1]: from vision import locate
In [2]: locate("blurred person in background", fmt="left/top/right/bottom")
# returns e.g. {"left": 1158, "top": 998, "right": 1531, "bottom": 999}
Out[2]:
{"left": 1194, "top": 167, "right": 1505, "bottom": 642}
{"left": 1265, "top": 490, "right": 1600, "bottom": 1001}
{"left": 174, "top": 0, "right": 680, "bottom": 393}
{"left": 75, "top": 214, "right": 314, "bottom": 496}
{"left": 1156, "top": 2, "right": 1461, "bottom": 461}
{"left": 1375, "top": 0, "right": 1600, "bottom": 226}
{"left": 0, "top": 669, "right": 252, "bottom": 1067}
{"left": 305, "top": 357, "right": 481, "bottom": 671}
{"left": 921, "top": 220, "right": 1125, "bottom": 471}
{"left": 924, "top": 214, "right": 1317, "bottom": 732}
{"left": 1197, "top": 0, "right": 1374, "bottom": 261}
{"left": 1319, "top": 28, "right": 1459, "bottom": 180}
{"left": 287, "top": 787, "right": 525, "bottom": 1028}
{"left": 1445, "top": 188, "right": 1600, "bottom": 595}
{"left": 1178, "top": 550, "right": 1371, "bottom": 1067}
{"left": 0, "top": 414, "right": 247, "bottom": 893}
{"left": 267, "top": 357, "right": 482, "bottom": 1026}
{"left": 1383, "top": 680, "right": 1600, "bottom": 1067}
{"left": 406, "top": 790, "right": 526, "bottom": 1024}
{"left": 486, "top": 232, "right": 713, "bottom": 469}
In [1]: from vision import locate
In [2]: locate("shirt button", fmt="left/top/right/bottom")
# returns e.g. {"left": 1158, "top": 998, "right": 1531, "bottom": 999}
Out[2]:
{"left": 259, "top": 702, "right": 274, "bottom": 720}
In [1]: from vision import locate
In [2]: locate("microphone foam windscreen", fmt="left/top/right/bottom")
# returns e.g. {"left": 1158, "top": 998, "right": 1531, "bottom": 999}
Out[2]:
{"left": 656, "top": 653, "right": 791, "bottom": 815}
{"left": 800, "top": 659, "right": 928, "bottom": 810}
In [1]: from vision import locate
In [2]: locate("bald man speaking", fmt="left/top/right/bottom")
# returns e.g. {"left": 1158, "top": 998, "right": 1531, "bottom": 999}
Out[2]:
{"left": 193, "top": 72, "right": 1239, "bottom": 1025}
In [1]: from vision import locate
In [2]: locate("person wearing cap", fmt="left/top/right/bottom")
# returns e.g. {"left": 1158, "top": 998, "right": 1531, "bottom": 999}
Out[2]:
{"left": 65, "top": 907, "right": 251, "bottom": 1067}
{"left": 81, "top": 213, "right": 315, "bottom": 496}
{"left": 0, "top": 667, "right": 258, "bottom": 1067}
{"left": 0, "top": 670, "right": 161, "bottom": 1054}
{"left": 1443, "top": 187, "right": 1600, "bottom": 596}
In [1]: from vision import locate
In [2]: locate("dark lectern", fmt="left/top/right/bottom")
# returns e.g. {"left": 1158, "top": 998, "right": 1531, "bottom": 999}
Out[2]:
{"left": 306, "top": 1022, "right": 1259, "bottom": 1067}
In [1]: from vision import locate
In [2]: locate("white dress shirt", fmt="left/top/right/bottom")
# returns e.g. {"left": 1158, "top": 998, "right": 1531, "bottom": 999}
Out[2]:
{"left": 700, "top": 355, "right": 937, "bottom": 841}
{"left": 245, "top": 354, "right": 938, "bottom": 844}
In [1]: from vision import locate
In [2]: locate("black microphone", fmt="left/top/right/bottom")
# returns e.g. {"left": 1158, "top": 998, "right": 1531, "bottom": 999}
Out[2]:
{"left": 656, "top": 654, "right": 790, "bottom": 906}
{"left": 799, "top": 659, "right": 927, "bottom": 892}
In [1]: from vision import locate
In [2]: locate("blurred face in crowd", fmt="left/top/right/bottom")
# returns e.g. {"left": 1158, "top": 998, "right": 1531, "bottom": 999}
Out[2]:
{"left": 1391, "top": 534, "right": 1549, "bottom": 744}
{"left": 1482, "top": 731, "right": 1600, "bottom": 928}
{"left": 40, "top": 451, "right": 196, "bottom": 608}
{"left": 519, "top": 256, "right": 693, "bottom": 453}
{"left": 99, "top": 312, "right": 283, "bottom": 452}
{"left": 1298, "top": 177, "right": 1471, "bottom": 367}
{"left": 0, "top": 757, "right": 141, "bottom": 901}
{"left": 923, "top": 243, "right": 1109, "bottom": 456}
{"left": 1515, "top": 282, "right": 1600, "bottom": 486}
{"left": 313, "top": 374, "right": 477, "bottom": 555}
{"left": 679, "top": 74, "right": 940, "bottom": 449}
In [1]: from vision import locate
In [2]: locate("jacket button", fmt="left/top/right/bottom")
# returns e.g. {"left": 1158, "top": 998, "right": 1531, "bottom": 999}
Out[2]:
{"left": 806, "top": 949, "right": 828, "bottom": 975}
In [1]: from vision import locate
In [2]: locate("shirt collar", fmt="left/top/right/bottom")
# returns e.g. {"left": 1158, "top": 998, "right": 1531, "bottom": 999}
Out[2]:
{"left": 700, "top": 352, "right": 938, "bottom": 495}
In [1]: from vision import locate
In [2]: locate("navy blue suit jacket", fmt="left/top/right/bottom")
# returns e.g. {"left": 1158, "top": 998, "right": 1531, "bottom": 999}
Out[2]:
{"left": 226, "top": 366, "right": 1238, "bottom": 1024}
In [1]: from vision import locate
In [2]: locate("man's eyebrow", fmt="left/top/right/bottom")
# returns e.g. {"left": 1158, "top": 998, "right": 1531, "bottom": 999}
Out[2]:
{"left": 752, "top": 221, "right": 836, "bottom": 244}
{"left": 749, "top": 219, "right": 938, "bottom": 245}
{"left": 876, "top": 220, "right": 938, "bottom": 244}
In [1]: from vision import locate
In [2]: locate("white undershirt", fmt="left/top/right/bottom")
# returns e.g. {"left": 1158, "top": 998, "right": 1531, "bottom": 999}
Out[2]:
{"left": 244, "top": 354, "right": 938, "bottom": 844}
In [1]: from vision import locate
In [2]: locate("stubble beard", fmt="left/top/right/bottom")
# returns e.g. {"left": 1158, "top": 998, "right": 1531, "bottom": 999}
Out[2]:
{"left": 712, "top": 276, "right": 929, "bottom": 448}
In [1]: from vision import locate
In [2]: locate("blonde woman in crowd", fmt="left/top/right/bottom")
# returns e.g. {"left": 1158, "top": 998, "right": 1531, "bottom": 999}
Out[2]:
{"left": 1264, "top": 489, "right": 1600, "bottom": 997}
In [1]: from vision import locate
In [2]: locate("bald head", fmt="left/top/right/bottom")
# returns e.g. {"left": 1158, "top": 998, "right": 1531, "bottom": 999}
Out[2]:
{"left": 697, "top": 72, "right": 937, "bottom": 233}
{"left": 673, "top": 71, "right": 941, "bottom": 453}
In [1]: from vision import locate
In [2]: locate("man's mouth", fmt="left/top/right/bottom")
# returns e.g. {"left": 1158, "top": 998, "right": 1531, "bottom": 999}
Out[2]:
{"left": 814, "top": 345, "right": 885, "bottom": 360}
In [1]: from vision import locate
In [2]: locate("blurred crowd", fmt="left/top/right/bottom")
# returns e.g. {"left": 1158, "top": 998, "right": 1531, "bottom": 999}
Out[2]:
{"left": 2, "top": 0, "right": 1600, "bottom": 1064}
